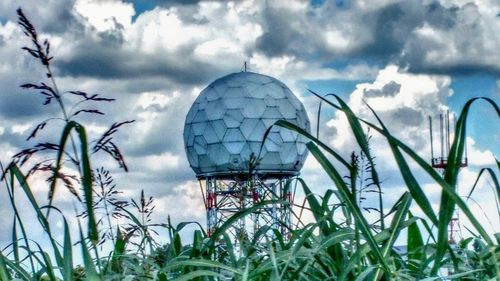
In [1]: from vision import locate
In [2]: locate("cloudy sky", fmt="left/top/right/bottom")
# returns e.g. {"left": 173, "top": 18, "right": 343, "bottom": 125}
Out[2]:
{"left": 0, "top": 0, "right": 498, "bottom": 247}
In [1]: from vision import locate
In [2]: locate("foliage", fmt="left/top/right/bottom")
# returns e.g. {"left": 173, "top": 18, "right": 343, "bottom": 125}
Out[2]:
{"left": 0, "top": 8, "right": 499, "bottom": 281}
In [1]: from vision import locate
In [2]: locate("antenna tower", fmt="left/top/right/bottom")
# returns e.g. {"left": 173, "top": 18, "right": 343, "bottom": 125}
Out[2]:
{"left": 429, "top": 111, "right": 468, "bottom": 245}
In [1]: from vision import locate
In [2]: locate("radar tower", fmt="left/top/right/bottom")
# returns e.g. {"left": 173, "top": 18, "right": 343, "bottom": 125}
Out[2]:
{"left": 183, "top": 71, "right": 310, "bottom": 245}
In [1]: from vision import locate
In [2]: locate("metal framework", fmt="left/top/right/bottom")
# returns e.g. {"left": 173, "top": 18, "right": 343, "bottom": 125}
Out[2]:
{"left": 202, "top": 174, "right": 294, "bottom": 244}
{"left": 429, "top": 112, "right": 467, "bottom": 245}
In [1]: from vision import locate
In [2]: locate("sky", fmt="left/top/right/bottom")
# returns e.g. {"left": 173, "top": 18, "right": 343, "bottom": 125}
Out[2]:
{"left": 0, "top": 0, "right": 498, "bottom": 249}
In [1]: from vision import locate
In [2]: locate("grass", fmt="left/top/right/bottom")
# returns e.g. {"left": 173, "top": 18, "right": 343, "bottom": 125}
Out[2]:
{"left": 0, "top": 8, "right": 499, "bottom": 281}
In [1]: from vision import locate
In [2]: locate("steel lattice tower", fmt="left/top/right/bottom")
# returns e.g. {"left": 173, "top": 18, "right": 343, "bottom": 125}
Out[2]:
{"left": 203, "top": 175, "right": 294, "bottom": 241}
{"left": 429, "top": 112, "right": 468, "bottom": 245}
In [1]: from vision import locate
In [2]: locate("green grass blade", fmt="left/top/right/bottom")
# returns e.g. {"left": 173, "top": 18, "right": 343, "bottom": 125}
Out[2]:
{"left": 0, "top": 252, "right": 12, "bottom": 281}
{"left": 110, "top": 227, "right": 126, "bottom": 273}
{"left": 434, "top": 97, "right": 499, "bottom": 274}
{"left": 77, "top": 221, "right": 100, "bottom": 281}
{"left": 62, "top": 217, "right": 75, "bottom": 281}
{"left": 466, "top": 167, "right": 500, "bottom": 220}
{"left": 174, "top": 269, "right": 226, "bottom": 281}
{"left": 164, "top": 259, "right": 241, "bottom": 275}
{"left": 355, "top": 266, "right": 377, "bottom": 281}
{"left": 11, "top": 218, "right": 19, "bottom": 265}
{"left": 36, "top": 244, "right": 57, "bottom": 281}
{"left": 204, "top": 199, "right": 289, "bottom": 254}
{"left": 363, "top": 103, "right": 438, "bottom": 226}
{"left": 363, "top": 101, "right": 494, "bottom": 243}
{"left": 190, "top": 229, "right": 203, "bottom": 258}
{"left": 306, "top": 142, "right": 390, "bottom": 273}
{"left": 315, "top": 228, "right": 355, "bottom": 252}
{"left": 4, "top": 166, "right": 36, "bottom": 275}
{"left": 50, "top": 121, "right": 98, "bottom": 243}
{"left": 372, "top": 192, "right": 412, "bottom": 280}
{"left": 272, "top": 120, "right": 351, "bottom": 168}
{"left": 407, "top": 213, "right": 425, "bottom": 274}
{"left": 333, "top": 95, "right": 385, "bottom": 227}
{"left": 358, "top": 97, "right": 497, "bottom": 274}
{"left": 0, "top": 255, "right": 30, "bottom": 281}
{"left": 339, "top": 217, "right": 418, "bottom": 281}
{"left": 8, "top": 165, "right": 64, "bottom": 270}
{"left": 295, "top": 178, "right": 332, "bottom": 235}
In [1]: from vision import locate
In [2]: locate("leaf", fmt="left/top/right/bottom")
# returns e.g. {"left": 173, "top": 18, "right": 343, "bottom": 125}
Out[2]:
{"left": 77, "top": 221, "right": 100, "bottom": 281}
{"left": 68, "top": 91, "right": 115, "bottom": 102}
{"left": 270, "top": 120, "right": 351, "bottom": 168}
{"left": 364, "top": 101, "right": 438, "bottom": 226}
{"left": 466, "top": 167, "right": 500, "bottom": 220}
{"left": 306, "top": 142, "right": 390, "bottom": 274}
{"left": 26, "top": 121, "right": 46, "bottom": 141}
{"left": 49, "top": 121, "right": 98, "bottom": 243}
{"left": 110, "top": 227, "right": 126, "bottom": 272}
{"left": 407, "top": 213, "right": 425, "bottom": 274}
{"left": 372, "top": 192, "right": 412, "bottom": 280}
{"left": 62, "top": 217, "right": 75, "bottom": 281}
{"left": 72, "top": 109, "right": 105, "bottom": 117}
{"left": 0, "top": 253, "right": 12, "bottom": 281}
{"left": 36, "top": 244, "right": 57, "bottom": 281}
{"left": 8, "top": 165, "right": 64, "bottom": 268}
{"left": 433, "top": 97, "right": 499, "bottom": 274}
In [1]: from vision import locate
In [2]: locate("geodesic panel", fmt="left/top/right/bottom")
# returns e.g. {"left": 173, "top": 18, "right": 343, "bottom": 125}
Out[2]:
{"left": 183, "top": 71, "right": 311, "bottom": 177}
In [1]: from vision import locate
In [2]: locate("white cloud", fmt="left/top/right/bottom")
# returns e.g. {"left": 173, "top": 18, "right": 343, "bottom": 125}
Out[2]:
{"left": 465, "top": 137, "right": 496, "bottom": 166}
{"left": 74, "top": 0, "right": 135, "bottom": 32}
{"left": 11, "top": 123, "right": 31, "bottom": 134}
{"left": 141, "top": 152, "right": 181, "bottom": 172}
{"left": 154, "top": 180, "right": 205, "bottom": 221}
{"left": 325, "top": 65, "right": 451, "bottom": 154}
{"left": 249, "top": 53, "right": 378, "bottom": 84}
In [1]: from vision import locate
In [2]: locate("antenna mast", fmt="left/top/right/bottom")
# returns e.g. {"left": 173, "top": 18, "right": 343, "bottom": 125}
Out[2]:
{"left": 429, "top": 113, "right": 468, "bottom": 245}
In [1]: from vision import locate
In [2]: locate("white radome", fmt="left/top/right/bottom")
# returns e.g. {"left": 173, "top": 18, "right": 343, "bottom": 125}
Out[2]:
{"left": 183, "top": 71, "right": 310, "bottom": 177}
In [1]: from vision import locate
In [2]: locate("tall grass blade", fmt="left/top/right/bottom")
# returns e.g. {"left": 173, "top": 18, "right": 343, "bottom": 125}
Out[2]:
{"left": 62, "top": 217, "right": 75, "bottom": 281}
{"left": 372, "top": 192, "right": 412, "bottom": 280}
{"left": 4, "top": 164, "right": 36, "bottom": 275}
{"left": 78, "top": 221, "right": 100, "bottom": 281}
{"left": 306, "top": 142, "right": 390, "bottom": 273}
{"left": 164, "top": 259, "right": 241, "bottom": 275}
{"left": 358, "top": 98, "right": 497, "bottom": 274}
{"left": 37, "top": 244, "right": 57, "bottom": 281}
{"left": 363, "top": 102, "right": 495, "bottom": 244}
{"left": 11, "top": 218, "right": 19, "bottom": 265}
{"left": 363, "top": 103, "right": 438, "bottom": 225}
{"left": 204, "top": 199, "right": 289, "bottom": 254}
{"left": 466, "top": 167, "right": 500, "bottom": 220}
{"left": 355, "top": 266, "right": 376, "bottom": 281}
{"left": 50, "top": 121, "right": 98, "bottom": 243}
{"left": 339, "top": 217, "right": 417, "bottom": 281}
{"left": 174, "top": 270, "right": 225, "bottom": 281}
{"left": 0, "top": 253, "right": 12, "bottom": 281}
{"left": 271, "top": 120, "right": 350, "bottom": 168}
{"left": 110, "top": 226, "right": 126, "bottom": 273}
{"left": 332, "top": 95, "right": 385, "bottom": 229}
{"left": 295, "top": 178, "right": 330, "bottom": 235}
{"left": 407, "top": 213, "right": 425, "bottom": 275}
{"left": 359, "top": 116, "right": 495, "bottom": 244}
{"left": 8, "top": 165, "right": 64, "bottom": 271}
{"left": 0, "top": 255, "right": 30, "bottom": 281}
{"left": 433, "top": 97, "right": 499, "bottom": 274}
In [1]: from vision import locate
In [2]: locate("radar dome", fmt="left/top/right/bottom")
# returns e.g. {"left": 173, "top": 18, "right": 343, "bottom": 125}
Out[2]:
{"left": 183, "top": 72, "right": 310, "bottom": 178}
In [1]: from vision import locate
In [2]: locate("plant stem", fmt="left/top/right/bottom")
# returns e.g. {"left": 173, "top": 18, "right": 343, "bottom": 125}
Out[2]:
{"left": 103, "top": 195, "right": 116, "bottom": 245}
{"left": 47, "top": 64, "right": 81, "bottom": 171}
